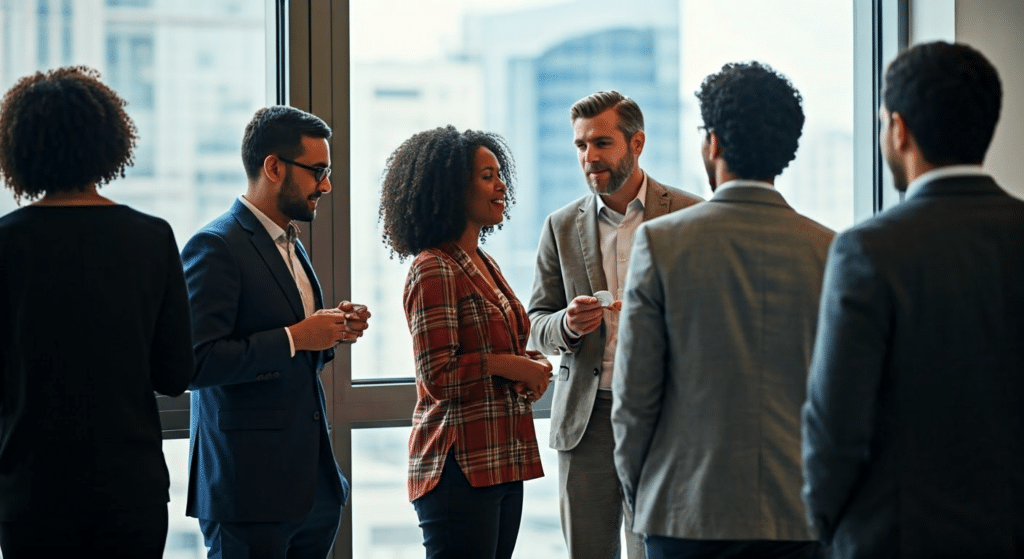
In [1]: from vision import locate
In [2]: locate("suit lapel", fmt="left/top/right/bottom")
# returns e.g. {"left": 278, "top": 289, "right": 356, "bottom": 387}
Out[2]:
{"left": 643, "top": 178, "right": 674, "bottom": 220}
{"left": 443, "top": 242, "right": 500, "bottom": 306}
{"left": 231, "top": 200, "right": 307, "bottom": 322}
{"left": 576, "top": 195, "right": 607, "bottom": 293}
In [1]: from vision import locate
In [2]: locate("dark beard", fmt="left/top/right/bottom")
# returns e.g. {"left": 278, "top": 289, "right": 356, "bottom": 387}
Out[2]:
{"left": 278, "top": 171, "right": 318, "bottom": 222}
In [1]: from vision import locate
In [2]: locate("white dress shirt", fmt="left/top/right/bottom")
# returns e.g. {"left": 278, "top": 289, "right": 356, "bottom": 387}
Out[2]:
{"left": 905, "top": 164, "right": 988, "bottom": 198}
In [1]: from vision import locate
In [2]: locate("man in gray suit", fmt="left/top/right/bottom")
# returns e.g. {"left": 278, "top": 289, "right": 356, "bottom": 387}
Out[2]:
{"left": 802, "top": 42, "right": 1024, "bottom": 559}
{"left": 613, "top": 62, "right": 832, "bottom": 559}
{"left": 528, "top": 91, "right": 702, "bottom": 559}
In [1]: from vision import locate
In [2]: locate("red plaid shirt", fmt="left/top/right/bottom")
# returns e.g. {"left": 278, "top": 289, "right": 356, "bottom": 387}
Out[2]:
{"left": 404, "top": 242, "right": 543, "bottom": 501}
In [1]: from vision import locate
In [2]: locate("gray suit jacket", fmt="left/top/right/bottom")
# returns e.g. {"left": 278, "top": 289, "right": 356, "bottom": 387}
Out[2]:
{"left": 802, "top": 175, "right": 1024, "bottom": 558}
{"left": 612, "top": 185, "right": 834, "bottom": 540}
{"left": 528, "top": 177, "right": 702, "bottom": 451}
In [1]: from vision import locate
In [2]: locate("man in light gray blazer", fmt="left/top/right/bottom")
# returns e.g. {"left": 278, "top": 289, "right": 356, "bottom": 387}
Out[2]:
{"left": 528, "top": 91, "right": 702, "bottom": 559}
{"left": 613, "top": 63, "right": 832, "bottom": 559}
{"left": 803, "top": 41, "right": 1024, "bottom": 559}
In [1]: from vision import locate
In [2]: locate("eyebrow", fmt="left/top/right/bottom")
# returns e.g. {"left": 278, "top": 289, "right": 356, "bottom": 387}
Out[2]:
{"left": 575, "top": 134, "right": 615, "bottom": 143}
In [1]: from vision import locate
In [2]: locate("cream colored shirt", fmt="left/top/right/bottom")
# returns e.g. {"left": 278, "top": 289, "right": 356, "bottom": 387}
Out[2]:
{"left": 594, "top": 174, "right": 648, "bottom": 390}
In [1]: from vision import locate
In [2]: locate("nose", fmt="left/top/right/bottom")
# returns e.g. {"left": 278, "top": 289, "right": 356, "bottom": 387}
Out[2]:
{"left": 582, "top": 145, "right": 599, "bottom": 163}
{"left": 319, "top": 177, "right": 332, "bottom": 194}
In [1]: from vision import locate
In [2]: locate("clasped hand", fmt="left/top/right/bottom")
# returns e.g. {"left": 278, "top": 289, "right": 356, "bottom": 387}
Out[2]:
{"left": 290, "top": 301, "right": 372, "bottom": 351}
{"left": 513, "top": 350, "right": 553, "bottom": 404}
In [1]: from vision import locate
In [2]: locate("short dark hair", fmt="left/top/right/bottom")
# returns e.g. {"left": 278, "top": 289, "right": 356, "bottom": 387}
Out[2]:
{"left": 378, "top": 125, "right": 516, "bottom": 259}
{"left": 695, "top": 61, "right": 804, "bottom": 180}
{"left": 0, "top": 66, "right": 137, "bottom": 202}
{"left": 884, "top": 41, "right": 1001, "bottom": 165}
{"left": 570, "top": 91, "right": 644, "bottom": 141}
{"left": 241, "top": 106, "right": 332, "bottom": 180}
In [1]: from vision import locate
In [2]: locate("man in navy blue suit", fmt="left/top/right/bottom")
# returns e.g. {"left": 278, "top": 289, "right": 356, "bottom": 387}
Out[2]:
{"left": 182, "top": 106, "right": 370, "bottom": 558}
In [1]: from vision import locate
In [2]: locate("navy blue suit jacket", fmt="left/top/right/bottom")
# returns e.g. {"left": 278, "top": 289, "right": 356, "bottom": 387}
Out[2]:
{"left": 802, "top": 176, "right": 1024, "bottom": 558}
{"left": 182, "top": 199, "right": 346, "bottom": 523}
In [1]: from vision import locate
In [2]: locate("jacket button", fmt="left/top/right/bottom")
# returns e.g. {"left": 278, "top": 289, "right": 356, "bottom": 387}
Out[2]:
{"left": 313, "top": 411, "right": 321, "bottom": 420}
{"left": 593, "top": 369, "right": 599, "bottom": 376}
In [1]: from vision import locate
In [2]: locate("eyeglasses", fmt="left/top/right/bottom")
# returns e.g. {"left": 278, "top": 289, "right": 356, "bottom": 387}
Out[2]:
{"left": 697, "top": 125, "right": 713, "bottom": 138}
{"left": 278, "top": 156, "right": 331, "bottom": 183}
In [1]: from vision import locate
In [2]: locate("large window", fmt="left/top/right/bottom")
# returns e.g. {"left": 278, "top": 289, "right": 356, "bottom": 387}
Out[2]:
{"left": 0, "top": 1, "right": 269, "bottom": 556}
{"left": 350, "top": 0, "right": 854, "bottom": 385}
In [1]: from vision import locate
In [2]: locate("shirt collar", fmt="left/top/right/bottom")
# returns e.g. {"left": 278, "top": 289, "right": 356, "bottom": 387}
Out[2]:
{"left": 716, "top": 179, "right": 775, "bottom": 191}
{"left": 238, "top": 195, "right": 297, "bottom": 242}
{"left": 596, "top": 171, "right": 648, "bottom": 216}
{"left": 905, "top": 165, "right": 988, "bottom": 198}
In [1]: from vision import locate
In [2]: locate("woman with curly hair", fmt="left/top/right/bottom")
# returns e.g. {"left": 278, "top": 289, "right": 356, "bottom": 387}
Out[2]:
{"left": 379, "top": 125, "right": 552, "bottom": 558}
{"left": 0, "top": 67, "right": 194, "bottom": 557}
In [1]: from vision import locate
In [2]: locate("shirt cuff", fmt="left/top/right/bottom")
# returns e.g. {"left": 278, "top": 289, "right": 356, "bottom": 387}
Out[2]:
{"left": 562, "top": 313, "right": 582, "bottom": 345}
{"left": 284, "top": 326, "right": 296, "bottom": 357}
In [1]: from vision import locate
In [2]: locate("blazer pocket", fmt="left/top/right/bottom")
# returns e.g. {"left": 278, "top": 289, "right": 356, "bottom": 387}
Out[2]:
{"left": 218, "top": 408, "right": 286, "bottom": 431}
{"left": 558, "top": 364, "right": 570, "bottom": 381}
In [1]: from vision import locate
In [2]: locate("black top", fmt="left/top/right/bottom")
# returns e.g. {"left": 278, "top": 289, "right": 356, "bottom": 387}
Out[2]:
{"left": 0, "top": 205, "right": 194, "bottom": 520}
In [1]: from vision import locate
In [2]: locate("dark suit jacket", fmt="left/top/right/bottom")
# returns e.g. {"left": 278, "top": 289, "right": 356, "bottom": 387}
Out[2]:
{"left": 182, "top": 199, "right": 345, "bottom": 523}
{"left": 802, "top": 175, "right": 1024, "bottom": 558}
{"left": 0, "top": 205, "right": 194, "bottom": 520}
{"left": 527, "top": 177, "right": 703, "bottom": 451}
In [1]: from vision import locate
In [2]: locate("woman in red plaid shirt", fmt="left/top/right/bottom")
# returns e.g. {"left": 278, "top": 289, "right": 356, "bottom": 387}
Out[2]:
{"left": 379, "top": 125, "right": 553, "bottom": 558}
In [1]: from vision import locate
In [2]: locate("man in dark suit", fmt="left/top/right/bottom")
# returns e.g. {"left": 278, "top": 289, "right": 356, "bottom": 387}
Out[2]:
{"left": 182, "top": 106, "right": 370, "bottom": 558}
{"left": 613, "top": 61, "right": 830, "bottom": 559}
{"left": 528, "top": 90, "right": 702, "bottom": 559}
{"left": 802, "top": 41, "right": 1024, "bottom": 558}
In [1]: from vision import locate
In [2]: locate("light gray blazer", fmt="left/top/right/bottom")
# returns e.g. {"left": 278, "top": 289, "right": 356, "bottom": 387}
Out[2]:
{"left": 612, "top": 185, "right": 834, "bottom": 540}
{"left": 528, "top": 177, "right": 702, "bottom": 451}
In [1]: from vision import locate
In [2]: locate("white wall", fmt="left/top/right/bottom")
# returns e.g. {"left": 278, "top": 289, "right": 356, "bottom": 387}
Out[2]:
{"left": 955, "top": 0, "right": 1024, "bottom": 199}
{"left": 911, "top": 0, "right": 1024, "bottom": 199}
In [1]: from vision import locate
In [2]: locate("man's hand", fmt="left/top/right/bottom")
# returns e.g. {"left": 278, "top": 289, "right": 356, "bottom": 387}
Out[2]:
{"left": 565, "top": 295, "right": 603, "bottom": 337}
{"left": 334, "top": 301, "right": 371, "bottom": 344}
{"left": 289, "top": 312, "right": 350, "bottom": 351}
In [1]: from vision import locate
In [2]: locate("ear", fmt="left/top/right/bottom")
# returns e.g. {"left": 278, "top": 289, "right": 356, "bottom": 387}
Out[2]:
{"left": 262, "top": 154, "right": 286, "bottom": 183}
{"left": 707, "top": 131, "right": 725, "bottom": 161}
{"left": 889, "top": 112, "right": 910, "bottom": 152}
{"left": 630, "top": 130, "right": 646, "bottom": 156}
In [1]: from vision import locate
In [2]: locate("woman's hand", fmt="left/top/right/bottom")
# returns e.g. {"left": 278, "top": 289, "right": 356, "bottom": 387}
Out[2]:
{"left": 514, "top": 355, "right": 553, "bottom": 401}
{"left": 488, "top": 353, "right": 553, "bottom": 402}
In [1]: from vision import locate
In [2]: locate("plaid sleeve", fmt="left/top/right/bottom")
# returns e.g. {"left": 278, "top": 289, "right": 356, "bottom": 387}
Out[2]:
{"left": 404, "top": 252, "right": 488, "bottom": 402}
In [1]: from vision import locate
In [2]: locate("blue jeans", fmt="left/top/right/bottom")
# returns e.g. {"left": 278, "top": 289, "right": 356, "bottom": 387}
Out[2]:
{"left": 413, "top": 450, "right": 524, "bottom": 559}
{"left": 644, "top": 535, "right": 822, "bottom": 559}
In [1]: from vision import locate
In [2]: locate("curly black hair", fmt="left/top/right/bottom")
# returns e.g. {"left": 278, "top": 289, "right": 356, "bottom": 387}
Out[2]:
{"left": 695, "top": 61, "right": 804, "bottom": 180}
{"left": 884, "top": 41, "right": 1001, "bottom": 165}
{"left": 378, "top": 125, "right": 516, "bottom": 259}
{"left": 0, "top": 66, "right": 137, "bottom": 203}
